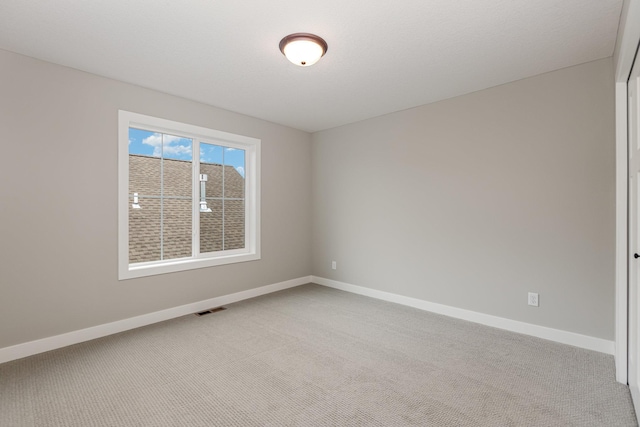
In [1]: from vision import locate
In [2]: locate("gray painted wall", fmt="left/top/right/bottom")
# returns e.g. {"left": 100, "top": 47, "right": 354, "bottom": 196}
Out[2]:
{"left": 0, "top": 49, "right": 616, "bottom": 349}
{"left": 0, "top": 49, "right": 312, "bottom": 349}
{"left": 311, "top": 58, "right": 615, "bottom": 340}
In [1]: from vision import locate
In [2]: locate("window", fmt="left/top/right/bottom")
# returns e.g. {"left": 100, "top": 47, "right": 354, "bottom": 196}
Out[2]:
{"left": 118, "top": 111, "right": 260, "bottom": 279}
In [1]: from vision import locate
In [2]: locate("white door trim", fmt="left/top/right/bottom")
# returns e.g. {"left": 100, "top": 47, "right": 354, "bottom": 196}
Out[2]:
{"left": 616, "top": 80, "right": 629, "bottom": 384}
{"left": 615, "top": 0, "right": 640, "bottom": 385}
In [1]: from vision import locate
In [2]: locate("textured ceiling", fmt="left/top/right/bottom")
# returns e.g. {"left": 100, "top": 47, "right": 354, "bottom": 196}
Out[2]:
{"left": 0, "top": 0, "right": 624, "bottom": 132}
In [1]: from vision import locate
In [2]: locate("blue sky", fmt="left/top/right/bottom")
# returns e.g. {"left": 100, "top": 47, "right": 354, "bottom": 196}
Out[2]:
{"left": 129, "top": 128, "right": 245, "bottom": 177}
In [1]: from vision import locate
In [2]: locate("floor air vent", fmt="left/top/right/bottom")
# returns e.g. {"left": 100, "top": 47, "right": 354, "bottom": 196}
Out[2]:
{"left": 195, "top": 307, "right": 227, "bottom": 316}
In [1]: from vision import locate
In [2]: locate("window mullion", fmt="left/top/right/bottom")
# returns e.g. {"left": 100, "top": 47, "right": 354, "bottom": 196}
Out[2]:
{"left": 193, "top": 140, "right": 200, "bottom": 258}
{"left": 160, "top": 134, "right": 164, "bottom": 261}
{"left": 244, "top": 150, "right": 250, "bottom": 251}
{"left": 222, "top": 146, "right": 225, "bottom": 251}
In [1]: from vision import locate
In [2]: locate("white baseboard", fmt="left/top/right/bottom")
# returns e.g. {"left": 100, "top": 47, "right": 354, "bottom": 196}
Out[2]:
{"left": 312, "top": 276, "right": 615, "bottom": 355}
{"left": 1, "top": 275, "right": 614, "bottom": 364}
{"left": 0, "top": 276, "right": 312, "bottom": 364}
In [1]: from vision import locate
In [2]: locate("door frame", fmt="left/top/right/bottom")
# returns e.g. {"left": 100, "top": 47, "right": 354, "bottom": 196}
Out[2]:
{"left": 615, "top": 0, "right": 640, "bottom": 386}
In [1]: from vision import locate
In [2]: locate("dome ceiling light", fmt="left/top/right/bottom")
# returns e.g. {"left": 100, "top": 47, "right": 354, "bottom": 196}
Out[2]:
{"left": 279, "top": 33, "right": 328, "bottom": 67}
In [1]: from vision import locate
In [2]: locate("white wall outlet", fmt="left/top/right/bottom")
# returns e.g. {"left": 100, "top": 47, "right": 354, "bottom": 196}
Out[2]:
{"left": 528, "top": 292, "right": 539, "bottom": 307}
{"left": 331, "top": 261, "right": 337, "bottom": 270}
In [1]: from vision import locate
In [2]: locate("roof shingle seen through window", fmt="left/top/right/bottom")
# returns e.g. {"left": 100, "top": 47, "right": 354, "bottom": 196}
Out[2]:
{"left": 128, "top": 155, "right": 245, "bottom": 263}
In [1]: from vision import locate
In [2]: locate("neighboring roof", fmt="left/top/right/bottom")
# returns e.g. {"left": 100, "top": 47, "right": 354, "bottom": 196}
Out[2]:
{"left": 128, "top": 155, "right": 245, "bottom": 264}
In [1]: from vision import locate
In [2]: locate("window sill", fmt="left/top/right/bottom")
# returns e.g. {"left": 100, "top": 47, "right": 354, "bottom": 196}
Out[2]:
{"left": 119, "top": 251, "right": 260, "bottom": 280}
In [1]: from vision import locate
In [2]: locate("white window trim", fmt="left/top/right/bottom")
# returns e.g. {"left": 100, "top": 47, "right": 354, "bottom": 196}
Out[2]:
{"left": 118, "top": 110, "right": 261, "bottom": 280}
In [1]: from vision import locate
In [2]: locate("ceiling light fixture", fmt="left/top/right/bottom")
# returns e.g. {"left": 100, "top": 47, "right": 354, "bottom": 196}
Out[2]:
{"left": 279, "top": 33, "right": 328, "bottom": 67}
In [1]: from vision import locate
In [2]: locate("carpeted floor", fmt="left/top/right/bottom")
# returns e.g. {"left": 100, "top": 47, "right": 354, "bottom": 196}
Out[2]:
{"left": 0, "top": 283, "right": 637, "bottom": 426}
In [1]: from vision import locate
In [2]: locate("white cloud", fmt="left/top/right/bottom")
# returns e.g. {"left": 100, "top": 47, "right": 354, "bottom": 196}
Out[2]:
{"left": 236, "top": 166, "right": 245, "bottom": 177}
{"left": 142, "top": 133, "right": 192, "bottom": 158}
{"left": 141, "top": 133, "right": 163, "bottom": 148}
{"left": 161, "top": 144, "right": 192, "bottom": 157}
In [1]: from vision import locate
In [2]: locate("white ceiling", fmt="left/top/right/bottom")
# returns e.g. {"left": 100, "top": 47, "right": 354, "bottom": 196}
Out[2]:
{"left": 0, "top": 0, "right": 623, "bottom": 133}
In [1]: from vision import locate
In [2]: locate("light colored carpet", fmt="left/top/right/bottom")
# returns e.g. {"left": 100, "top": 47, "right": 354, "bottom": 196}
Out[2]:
{"left": 0, "top": 283, "right": 636, "bottom": 426}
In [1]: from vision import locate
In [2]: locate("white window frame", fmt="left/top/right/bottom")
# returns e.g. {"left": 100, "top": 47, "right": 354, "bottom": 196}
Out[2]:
{"left": 118, "top": 110, "right": 261, "bottom": 280}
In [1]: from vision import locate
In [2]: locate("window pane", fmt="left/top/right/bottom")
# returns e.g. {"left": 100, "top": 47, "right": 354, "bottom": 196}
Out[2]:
{"left": 200, "top": 164, "right": 223, "bottom": 198}
{"left": 200, "top": 143, "right": 223, "bottom": 164}
{"left": 224, "top": 148, "right": 245, "bottom": 198}
{"left": 162, "top": 134, "right": 192, "bottom": 161}
{"left": 129, "top": 197, "right": 161, "bottom": 263}
{"left": 129, "top": 128, "right": 158, "bottom": 157}
{"left": 162, "top": 199, "right": 192, "bottom": 260}
{"left": 200, "top": 199, "right": 223, "bottom": 253}
{"left": 129, "top": 129, "right": 161, "bottom": 196}
{"left": 200, "top": 143, "right": 223, "bottom": 198}
{"left": 224, "top": 200, "right": 245, "bottom": 250}
{"left": 129, "top": 128, "right": 162, "bottom": 263}
{"left": 162, "top": 156, "right": 192, "bottom": 198}
{"left": 129, "top": 155, "right": 161, "bottom": 196}
{"left": 162, "top": 134, "right": 192, "bottom": 197}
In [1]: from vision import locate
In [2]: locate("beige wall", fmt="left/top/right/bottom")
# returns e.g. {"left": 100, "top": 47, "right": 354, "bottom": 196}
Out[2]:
{"left": 0, "top": 49, "right": 312, "bottom": 348}
{"left": 311, "top": 58, "right": 616, "bottom": 340}
{"left": 0, "top": 48, "right": 616, "bottom": 349}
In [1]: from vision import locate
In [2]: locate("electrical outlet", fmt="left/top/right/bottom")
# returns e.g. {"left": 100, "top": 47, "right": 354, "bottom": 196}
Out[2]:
{"left": 528, "top": 292, "right": 539, "bottom": 307}
{"left": 331, "top": 261, "right": 337, "bottom": 270}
